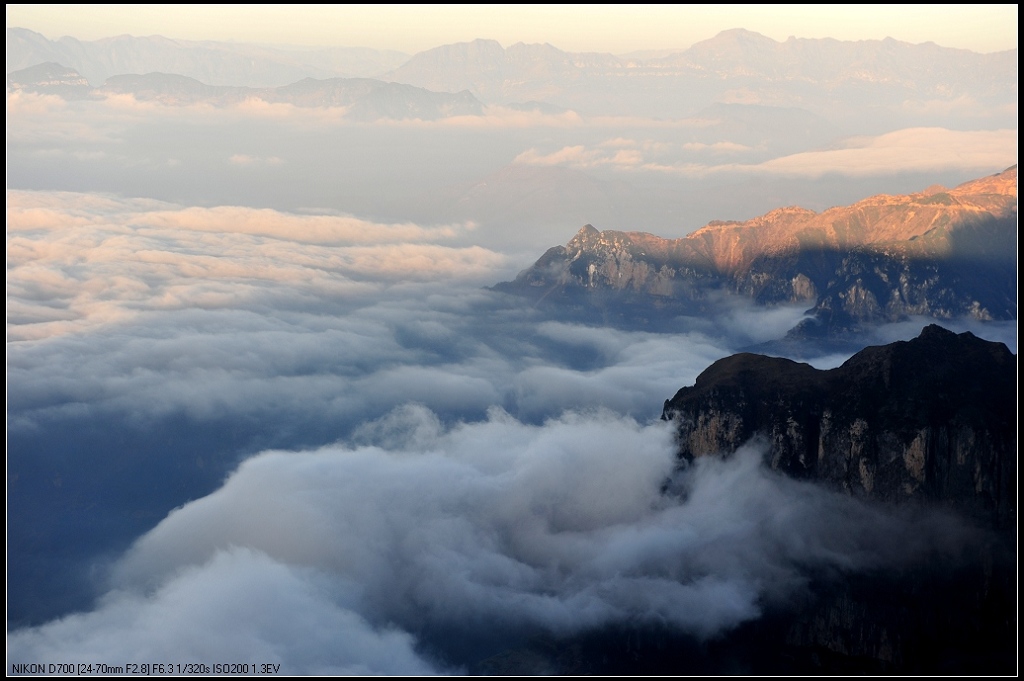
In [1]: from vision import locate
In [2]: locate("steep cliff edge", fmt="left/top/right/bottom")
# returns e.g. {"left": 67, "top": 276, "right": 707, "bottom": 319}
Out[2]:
{"left": 497, "top": 167, "right": 1017, "bottom": 333}
{"left": 657, "top": 324, "right": 1016, "bottom": 672}
{"left": 662, "top": 324, "right": 1016, "bottom": 527}
{"left": 469, "top": 326, "right": 1014, "bottom": 674}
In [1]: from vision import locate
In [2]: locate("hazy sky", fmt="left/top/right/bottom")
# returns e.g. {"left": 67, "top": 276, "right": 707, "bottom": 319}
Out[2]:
{"left": 7, "top": 4, "right": 1018, "bottom": 54}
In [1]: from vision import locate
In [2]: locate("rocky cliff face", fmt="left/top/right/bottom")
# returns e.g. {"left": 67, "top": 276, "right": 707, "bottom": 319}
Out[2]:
{"left": 657, "top": 324, "right": 1016, "bottom": 672}
{"left": 497, "top": 167, "right": 1017, "bottom": 333}
{"left": 662, "top": 324, "right": 1016, "bottom": 527}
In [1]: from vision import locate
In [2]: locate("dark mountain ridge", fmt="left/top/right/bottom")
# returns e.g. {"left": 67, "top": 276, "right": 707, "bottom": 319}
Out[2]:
{"left": 654, "top": 324, "right": 1017, "bottom": 673}
{"left": 663, "top": 324, "right": 1016, "bottom": 527}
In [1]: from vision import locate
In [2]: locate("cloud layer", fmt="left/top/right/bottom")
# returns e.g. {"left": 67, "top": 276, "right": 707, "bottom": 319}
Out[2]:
{"left": 10, "top": 413, "right": 982, "bottom": 672}
{"left": 8, "top": 186, "right": 1012, "bottom": 674}
{"left": 7, "top": 37, "right": 1017, "bottom": 673}
{"left": 7, "top": 191, "right": 495, "bottom": 342}
{"left": 8, "top": 189, "right": 798, "bottom": 632}
{"left": 514, "top": 128, "right": 1018, "bottom": 177}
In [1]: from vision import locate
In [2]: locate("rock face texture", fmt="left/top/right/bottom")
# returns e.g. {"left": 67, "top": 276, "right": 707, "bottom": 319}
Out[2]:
{"left": 498, "top": 167, "right": 1018, "bottom": 333}
{"left": 656, "top": 324, "right": 1016, "bottom": 673}
{"left": 662, "top": 324, "right": 1016, "bottom": 527}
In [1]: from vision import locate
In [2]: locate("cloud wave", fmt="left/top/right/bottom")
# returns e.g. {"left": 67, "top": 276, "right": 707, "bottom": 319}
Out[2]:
{"left": 9, "top": 410, "right": 980, "bottom": 672}
{"left": 7, "top": 191, "right": 499, "bottom": 341}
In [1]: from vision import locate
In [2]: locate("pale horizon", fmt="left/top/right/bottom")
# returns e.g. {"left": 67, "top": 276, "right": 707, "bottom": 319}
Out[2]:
{"left": 6, "top": 4, "right": 1019, "bottom": 55}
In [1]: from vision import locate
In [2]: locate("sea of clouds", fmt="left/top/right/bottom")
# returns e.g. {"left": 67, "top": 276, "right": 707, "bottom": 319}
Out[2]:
{"left": 8, "top": 187, "right": 1009, "bottom": 671}
{"left": 7, "top": 85, "right": 1016, "bottom": 672}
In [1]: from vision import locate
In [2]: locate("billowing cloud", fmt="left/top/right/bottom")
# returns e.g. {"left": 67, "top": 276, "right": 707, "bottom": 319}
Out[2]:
{"left": 512, "top": 129, "right": 1016, "bottom": 178}
{"left": 7, "top": 191, "right": 466, "bottom": 244}
{"left": 649, "top": 128, "right": 1018, "bottom": 177}
{"left": 8, "top": 548, "right": 442, "bottom": 675}
{"left": 752, "top": 127, "right": 1018, "bottom": 177}
{"left": 7, "top": 28, "right": 1017, "bottom": 674}
{"left": 16, "top": 187, "right": 929, "bottom": 644}
{"left": 9, "top": 414, "right": 982, "bottom": 671}
{"left": 7, "top": 191, "right": 498, "bottom": 341}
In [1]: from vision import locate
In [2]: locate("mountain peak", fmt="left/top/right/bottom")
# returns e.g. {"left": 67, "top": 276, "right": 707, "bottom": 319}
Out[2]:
{"left": 688, "top": 28, "right": 780, "bottom": 54}
{"left": 566, "top": 224, "right": 602, "bottom": 251}
{"left": 705, "top": 28, "right": 776, "bottom": 43}
{"left": 497, "top": 168, "right": 1017, "bottom": 333}
{"left": 918, "top": 322, "right": 958, "bottom": 340}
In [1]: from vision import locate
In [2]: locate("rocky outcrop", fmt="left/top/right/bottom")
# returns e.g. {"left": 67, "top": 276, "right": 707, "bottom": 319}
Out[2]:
{"left": 662, "top": 324, "right": 1016, "bottom": 527}
{"left": 497, "top": 167, "right": 1018, "bottom": 334}
{"left": 655, "top": 324, "right": 1016, "bottom": 673}
{"left": 5, "top": 62, "right": 92, "bottom": 99}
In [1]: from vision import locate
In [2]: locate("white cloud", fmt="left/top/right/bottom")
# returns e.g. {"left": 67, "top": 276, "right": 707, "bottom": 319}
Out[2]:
{"left": 681, "top": 141, "right": 752, "bottom": 153}
{"left": 228, "top": 153, "right": 284, "bottom": 166}
{"left": 10, "top": 416, "right": 980, "bottom": 667}
{"left": 514, "top": 144, "right": 597, "bottom": 166}
{"left": 753, "top": 127, "right": 1018, "bottom": 177}
{"left": 6, "top": 191, "right": 500, "bottom": 341}
{"left": 8, "top": 548, "right": 442, "bottom": 675}
{"left": 512, "top": 129, "right": 1017, "bottom": 178}
{"left": 512, "top": 143, "right": 650, "bottom": 170}
{"left": 655, "top": 128, "right": 1018, "bottom": 177}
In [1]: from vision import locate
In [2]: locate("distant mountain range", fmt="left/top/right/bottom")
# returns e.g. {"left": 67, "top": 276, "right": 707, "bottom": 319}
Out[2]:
{"left": 384, "top": 30, "right": 1017, "bottom": 120}
{"left": 8, "top": 27, "right": 1017, "bottom": 125}
{"left": 6, "top": 27, "right": 409, "bottom": 86}
{"left": 496, "top": 166, "right": 1017, "bottom": 334}
{"left": 6, "top": 62, "right": 483, "bottom": 120}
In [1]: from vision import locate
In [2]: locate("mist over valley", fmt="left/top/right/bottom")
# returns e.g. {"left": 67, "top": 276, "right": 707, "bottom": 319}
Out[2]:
{"left": 6, "top": 14, "right": 1017, "bottom": 674}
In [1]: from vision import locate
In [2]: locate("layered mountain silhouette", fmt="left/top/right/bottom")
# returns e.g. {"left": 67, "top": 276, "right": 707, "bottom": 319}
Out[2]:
{"left": 6, "top": 63, "right": 483, "bottom": 120}
{"left": 382, "top": 29, "right": 1015, "bottom": 123}
{"left": 6, "top": 27, "right": 409, "bottom": 87}
{"left": 9, "top": 27, "right": 1016, "bottom": 125}
{"left": 497, "top": 166, "right": 1017, "bottom": 334}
